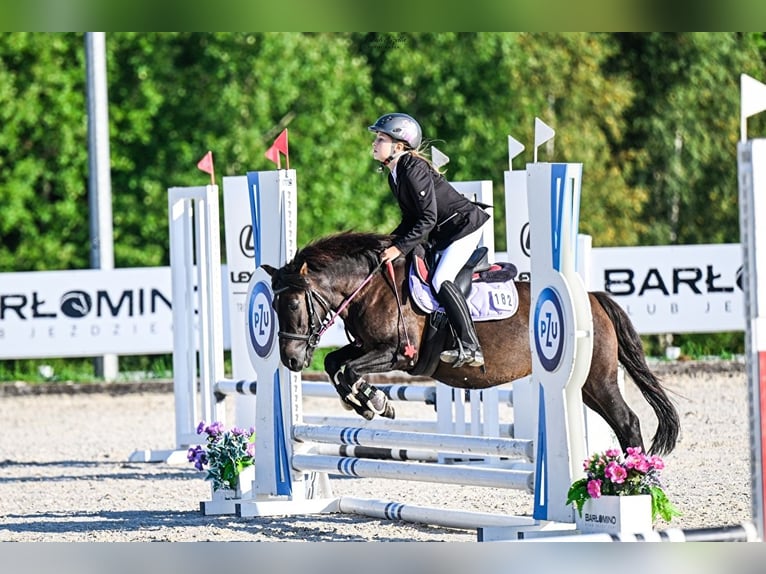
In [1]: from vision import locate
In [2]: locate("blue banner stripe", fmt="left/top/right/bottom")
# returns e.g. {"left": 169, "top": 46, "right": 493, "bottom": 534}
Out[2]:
{"left": 550, "top": 164, "right": 568, "bottom": 272}
{"left": 246, "top": 171, "right": 261, "bottom": 268}
{"left": 273, "top": 369, "right": 292, "bottom": 496}
{"left": 533, "top": 384, "right": 548, "bottom": 520}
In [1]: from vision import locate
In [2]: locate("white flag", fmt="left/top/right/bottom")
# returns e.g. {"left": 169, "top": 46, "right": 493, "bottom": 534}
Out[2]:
{"left": 431, "top": 146, "right": 449, "bottom": 169}
{"left": 534, "top": 117, "right": 555, "bottom": 149}
{"left": 507, "top": 135, "right": 525, "bottom": 171}
{"left": 742, "top": 74, "right": 766, "bottom": 119}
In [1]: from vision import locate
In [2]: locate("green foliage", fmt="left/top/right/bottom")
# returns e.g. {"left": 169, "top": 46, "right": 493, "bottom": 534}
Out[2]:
{"left": 2, "top": 32, "right": 766, "bottom": 265}
{"left": 1, "top": 33, "right": 766, "bottom": 375}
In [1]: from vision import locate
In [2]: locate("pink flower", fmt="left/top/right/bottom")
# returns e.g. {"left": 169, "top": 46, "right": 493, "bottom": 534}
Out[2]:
{"left": 648, "top": 455, "right": 665, "bottom": 470}
{"left": 605, "top": 448, "right": 621, "bottom": 458}
{"left": 625, "top": 450, "right": 650, "bottom": 473}
{"left": 587, "top": 479, "right": 602, "bottom": 498}
{"left": 605, "top": 461, "right": 627, "bottom": 483}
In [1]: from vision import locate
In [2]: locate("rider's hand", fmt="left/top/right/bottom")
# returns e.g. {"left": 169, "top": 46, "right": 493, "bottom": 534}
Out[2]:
{"left": 380, "top": 246, "right": 402, "bottom": 263}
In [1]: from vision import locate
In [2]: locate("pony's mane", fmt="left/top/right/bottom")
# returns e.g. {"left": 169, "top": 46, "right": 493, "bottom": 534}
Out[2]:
{"left": 299, "top": 231, "right": 390, "bottom": 270}
{"left": 272, "top": 231, "right": 391, "bottom": 292}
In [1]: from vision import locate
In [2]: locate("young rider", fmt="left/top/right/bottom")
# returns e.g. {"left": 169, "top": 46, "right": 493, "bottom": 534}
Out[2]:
{"left": 369, "top": 113, "right": 490, "bottom": 368}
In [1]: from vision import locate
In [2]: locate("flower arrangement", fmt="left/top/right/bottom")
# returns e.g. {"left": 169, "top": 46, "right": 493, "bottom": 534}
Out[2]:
{"left": 566, "top": 447, "right": 681, "bottom": 523}
{"left": 187, "top": 421, "right": 255, "bottom": 491}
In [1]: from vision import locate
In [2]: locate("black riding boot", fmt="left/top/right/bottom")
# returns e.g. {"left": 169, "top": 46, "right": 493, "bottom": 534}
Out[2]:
{"left": 437, "top": 280, "right": 484, "bottom": 368}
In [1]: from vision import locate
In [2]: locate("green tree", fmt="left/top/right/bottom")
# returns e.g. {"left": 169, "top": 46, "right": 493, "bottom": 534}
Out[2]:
{"left": 610, "top": 32, "right": 766, "bottom": 246}
{"left": 0, "top": 33, "right": 88, "bottom": 271}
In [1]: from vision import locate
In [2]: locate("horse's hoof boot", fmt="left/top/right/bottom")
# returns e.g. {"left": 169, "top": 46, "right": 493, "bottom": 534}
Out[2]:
{"left": 352, "top": 381, "right": 389, "bottom": 416}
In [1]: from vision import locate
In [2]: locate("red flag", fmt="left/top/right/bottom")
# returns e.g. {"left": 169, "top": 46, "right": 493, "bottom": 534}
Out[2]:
{"left": 264, "top": 129, "right": 289, "bottom": 169}
{"left": 196, "top": 150, "right": 215, "bottom": 184}
{"left": 273, "top": 129, "right": 288, "bottom": 155}
{"left": 264, "top": 144, "right": 281, "bottom": 169}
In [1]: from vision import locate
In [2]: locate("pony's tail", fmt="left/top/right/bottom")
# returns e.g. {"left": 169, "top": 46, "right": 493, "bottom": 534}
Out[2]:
{"left": 592, "top": 291, "right": 680, "bottom": 456}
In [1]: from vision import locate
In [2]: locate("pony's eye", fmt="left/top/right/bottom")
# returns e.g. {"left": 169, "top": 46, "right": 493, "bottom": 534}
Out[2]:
{"left": 288, "top": 300, "right": 300, "bottom": 311}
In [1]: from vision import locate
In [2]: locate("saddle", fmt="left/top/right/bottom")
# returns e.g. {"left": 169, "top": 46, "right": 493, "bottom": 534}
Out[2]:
{"left": 407, "top": 244, "right": 520, "bottom": 376}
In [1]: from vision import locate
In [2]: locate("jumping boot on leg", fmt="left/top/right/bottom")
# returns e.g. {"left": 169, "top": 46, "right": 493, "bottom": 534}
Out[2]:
{"left": 437, "top": 280, "right": 484, "bottom": 368}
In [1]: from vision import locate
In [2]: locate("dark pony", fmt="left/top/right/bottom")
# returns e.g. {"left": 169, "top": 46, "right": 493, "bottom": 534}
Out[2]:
{"left": 264, "top": 231, "right": 680, "bottom": 455}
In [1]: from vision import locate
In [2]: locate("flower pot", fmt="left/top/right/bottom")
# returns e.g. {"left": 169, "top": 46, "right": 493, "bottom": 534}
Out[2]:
{"left": 235, "top": 465, "right": 255, "bottom": 499}
{"left": 211, "top": 487, "right": 237, "bottom": 502}
{"left": 575, "top": 494, "right": 652, "bottom": 535}
{"left": 210, "top": 465, "right": 255, "bottom": 501}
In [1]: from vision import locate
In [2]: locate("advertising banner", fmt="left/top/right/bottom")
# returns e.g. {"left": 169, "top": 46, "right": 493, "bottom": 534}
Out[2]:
{"left": 590, "top": 243, "right": 744, "bottom": 334}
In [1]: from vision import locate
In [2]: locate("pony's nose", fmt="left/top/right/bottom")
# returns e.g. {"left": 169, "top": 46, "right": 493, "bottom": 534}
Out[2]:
{"left": 287, "top": 356, "right": 302, "bottom": 372}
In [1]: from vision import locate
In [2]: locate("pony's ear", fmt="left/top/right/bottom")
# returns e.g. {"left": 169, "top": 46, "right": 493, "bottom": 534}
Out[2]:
{"left": 261, "top": 264, "right": 277, "bottom": 277}
{"left": 299, "top": 262, "right": 309, "bottom": 276}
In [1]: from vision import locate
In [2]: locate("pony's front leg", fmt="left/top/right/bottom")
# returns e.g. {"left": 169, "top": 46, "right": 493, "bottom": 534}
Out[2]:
{"left": 324, "top": 344, "right": 369, "bottom": 415}
{"left": 338, "top": 347, "right": 400, "bottom": 421}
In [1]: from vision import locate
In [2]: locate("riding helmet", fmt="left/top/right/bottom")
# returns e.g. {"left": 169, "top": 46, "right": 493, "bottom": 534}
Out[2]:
{"left": 368, "top": 113, "right": 422, "bottom": 149}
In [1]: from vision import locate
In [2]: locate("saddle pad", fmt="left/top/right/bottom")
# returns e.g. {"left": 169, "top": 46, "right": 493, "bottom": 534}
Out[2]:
{"left": 409, "top": 270, "right": 519, "bottom": 321}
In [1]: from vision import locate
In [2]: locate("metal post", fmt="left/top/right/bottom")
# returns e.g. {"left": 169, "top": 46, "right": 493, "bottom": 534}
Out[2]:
{"left": 85, "top": 32, "right": 117, "bottom": 380}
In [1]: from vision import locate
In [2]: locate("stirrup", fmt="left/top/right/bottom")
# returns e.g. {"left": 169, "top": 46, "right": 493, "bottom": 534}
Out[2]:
{"left": 439, "top": 347, "right": 484, "bottom": 368}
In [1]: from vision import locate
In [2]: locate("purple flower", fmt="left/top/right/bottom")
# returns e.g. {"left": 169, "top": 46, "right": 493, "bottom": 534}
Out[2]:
{"left": 186, "top": 445, "right": 208, "bottom": 471}
{"left": 587, "top": 479, "right": 602, "bottom": 498}
{"left": 205, "top": 421, "right": 224, "bottom": 437}
{"left": 605, "top": 461, "right": 627, "bottom": 484}
{"left": 246, "top": 442, "right": 255, "bottom": 458}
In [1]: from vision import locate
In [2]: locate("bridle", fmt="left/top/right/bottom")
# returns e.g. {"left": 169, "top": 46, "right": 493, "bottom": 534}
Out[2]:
{"left": 274, "top": 261, "right": 384, "bottom": 351}
{"left": 274, "top": 286, "right": 334, "bottom": 350}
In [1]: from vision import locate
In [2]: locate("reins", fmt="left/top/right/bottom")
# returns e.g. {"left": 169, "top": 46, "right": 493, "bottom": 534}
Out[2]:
{"left": 316, "top": 260, "right": 384, "bottom": 338}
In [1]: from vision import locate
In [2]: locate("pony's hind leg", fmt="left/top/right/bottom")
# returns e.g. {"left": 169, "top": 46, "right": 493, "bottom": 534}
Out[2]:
{"left": 582, "top": 366, "right": 645, "bottom": 454}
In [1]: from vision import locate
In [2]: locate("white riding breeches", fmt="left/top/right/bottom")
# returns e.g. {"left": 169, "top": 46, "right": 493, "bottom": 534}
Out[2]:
{"left": 430, "top": 225, "right": 487, "bottom": 293}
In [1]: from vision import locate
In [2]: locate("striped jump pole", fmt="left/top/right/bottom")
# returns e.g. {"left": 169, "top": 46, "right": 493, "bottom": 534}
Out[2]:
{"left": 292, "top": 424, "right": 534, "bottom": 461}
{"left": 293, "top": 455, "right": 534, "bottom": 491}
{"left": 338, "top": 497, "right": 539, "bottom": 531}
{"left": 302, "top": 415, "right": 514, "bottom": 438}
{"left": 312, "top": 443, "right": 440, "bottom": 463}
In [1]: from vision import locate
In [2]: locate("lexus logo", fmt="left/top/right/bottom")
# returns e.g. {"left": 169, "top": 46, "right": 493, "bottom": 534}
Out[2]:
{"left": 239, "top": 225, "right": 255, "bottom": 258}
{"left": 520, "top": 222, "right": 531, "bottom": 258}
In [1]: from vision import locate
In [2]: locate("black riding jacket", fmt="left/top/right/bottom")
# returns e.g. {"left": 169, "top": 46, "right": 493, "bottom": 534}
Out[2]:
{"left": 387, "top": 153, "right": 490, "bottom": 255}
